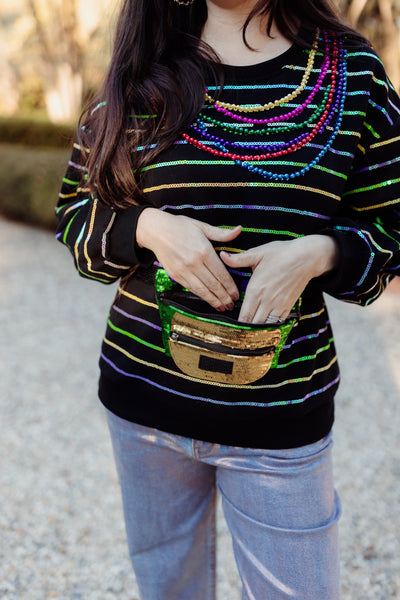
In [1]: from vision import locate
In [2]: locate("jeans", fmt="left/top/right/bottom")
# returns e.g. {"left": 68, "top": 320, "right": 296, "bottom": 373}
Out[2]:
{"left": 105, "top": 408, "right": 341, "bottom": 600}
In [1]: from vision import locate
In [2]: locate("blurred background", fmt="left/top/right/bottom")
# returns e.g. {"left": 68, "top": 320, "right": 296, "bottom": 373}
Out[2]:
{"left": 0, "top": 0, "right": 399, "bottom": 229}
{"left": 0, "top": 3, "right": 399, "bottom": 600}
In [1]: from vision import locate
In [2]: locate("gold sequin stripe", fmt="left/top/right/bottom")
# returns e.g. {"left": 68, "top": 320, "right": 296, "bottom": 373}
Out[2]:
{"left": 103, "top": 337, "right": 338, "bottom": 390}
{"left": 143, "top": 181, "right": 341, "bottom": 201}
{"left": 204, "top": 31, "right": 319, "bottom": 113}
{"left": 349, "top": 198, "right": 400, "bottom": 212}
{"left": 118, "top": 286, "right": 159, "bottom": 309}
{"left": 370, "top": 135, "right": 400, "bottom": 149}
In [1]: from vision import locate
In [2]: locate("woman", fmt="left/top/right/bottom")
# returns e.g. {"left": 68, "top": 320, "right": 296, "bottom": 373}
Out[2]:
{"left": 56, "top": 1, "right": 400, "bottom": 598}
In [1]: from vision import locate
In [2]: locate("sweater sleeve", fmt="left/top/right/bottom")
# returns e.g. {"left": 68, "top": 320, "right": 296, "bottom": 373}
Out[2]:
{"left": 315, "top": 55, "right": 400, "bottom": 305}
{"left": 55, "top": 142, "right": 155, "bottom": 284}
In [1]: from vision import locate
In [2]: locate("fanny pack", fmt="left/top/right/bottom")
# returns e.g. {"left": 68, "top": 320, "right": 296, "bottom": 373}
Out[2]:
{"left": 155, "top": 269, "right": 300, "bottom": 385}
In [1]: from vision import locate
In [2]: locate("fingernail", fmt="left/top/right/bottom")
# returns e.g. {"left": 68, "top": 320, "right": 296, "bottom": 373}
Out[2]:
{"left": 226, "top": 303, "right": 234, "bottom": 311}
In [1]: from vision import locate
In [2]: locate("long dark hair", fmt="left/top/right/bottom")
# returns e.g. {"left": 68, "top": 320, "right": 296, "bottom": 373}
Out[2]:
{"left": 79, "top": 0, "right": 367, "bottom": 209}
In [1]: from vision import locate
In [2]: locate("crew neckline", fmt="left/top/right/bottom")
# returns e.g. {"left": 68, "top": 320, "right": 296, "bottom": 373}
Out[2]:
{"left": 220, "top": 42, "right": 301, "bottom": 83}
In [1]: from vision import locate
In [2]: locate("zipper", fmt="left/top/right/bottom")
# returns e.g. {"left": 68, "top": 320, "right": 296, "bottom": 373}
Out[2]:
{"left": 170, "top": 331, "right": 276, "bottom": 356}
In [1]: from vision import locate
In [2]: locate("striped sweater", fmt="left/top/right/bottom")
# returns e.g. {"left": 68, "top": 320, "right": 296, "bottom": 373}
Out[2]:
{"left": 56, "top": 38, "right": 400, "bottom": 449}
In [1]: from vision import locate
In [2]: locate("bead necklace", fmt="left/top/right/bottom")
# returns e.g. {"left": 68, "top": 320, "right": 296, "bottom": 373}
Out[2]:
{"left": 207, "top": 32, "right": 332, "bottom": 125}
{"left": 180, "top": 33, "right": 347, "bottom": 181}
{"left": 184, "top": 35, "right": 339, "bottom": 159}
{"left": 204, "top": 30, "right": 320, "bottom": 113}
{"left": 197, "top": 82, "right": 331, "bottom": 136}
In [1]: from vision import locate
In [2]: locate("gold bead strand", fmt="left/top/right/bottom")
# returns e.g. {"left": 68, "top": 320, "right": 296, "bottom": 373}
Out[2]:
{"left": 205, "top": 30, "right": 320, "bottom": 113}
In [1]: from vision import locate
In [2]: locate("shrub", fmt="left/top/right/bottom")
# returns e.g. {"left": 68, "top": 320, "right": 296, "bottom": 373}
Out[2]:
{"left": 0, "top": 143, "right": 70, "bottom": 229}
{"left": 0, "top": 117, "right": 75, "bottom": 148}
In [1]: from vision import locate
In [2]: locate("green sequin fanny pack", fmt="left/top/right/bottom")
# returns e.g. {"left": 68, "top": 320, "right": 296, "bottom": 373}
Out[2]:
{"left": 155, "top": 269, "right": 300, "bottom": 385}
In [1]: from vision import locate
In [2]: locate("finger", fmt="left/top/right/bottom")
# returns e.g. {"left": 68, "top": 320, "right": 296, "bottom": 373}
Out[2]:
{"left": 205, "top": 255, "right": 240, "bottom": 301}
{"left": 185, "top": 273, "right": 227, "bottom": 311}
{"left": 237, "top": 288, "right": 260, "bottom": 323}
{"left": 202, "top": 224, "right": 242, "bottom": 243}
{"left": 220, "top": 249, "right": 258, "bottom": 270}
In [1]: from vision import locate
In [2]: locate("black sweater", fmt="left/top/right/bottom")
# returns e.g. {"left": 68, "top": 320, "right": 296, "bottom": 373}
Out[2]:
{"left": 56, "top": 39, "right": 400, "bottom": 448}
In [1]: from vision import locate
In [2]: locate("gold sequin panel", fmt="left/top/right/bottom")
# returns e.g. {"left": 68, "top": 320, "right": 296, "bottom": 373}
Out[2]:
{"left": 169, "top": 312, "right": 281, "bottom": 385}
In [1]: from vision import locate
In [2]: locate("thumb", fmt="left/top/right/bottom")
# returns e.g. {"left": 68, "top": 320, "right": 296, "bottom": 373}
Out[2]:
{"left": 220, "top": 249, "right": 257, "bottom": 269}
{"left": 202, "top": 224, "right": 242, "bottom": 242}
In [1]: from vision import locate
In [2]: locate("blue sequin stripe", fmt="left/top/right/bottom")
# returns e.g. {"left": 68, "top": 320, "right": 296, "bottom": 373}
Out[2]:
{"left": 158, "top": 203, "right": 331, "bottom": 220}
{"left": 101, "top": 352, "right": 340, "bottom": 408}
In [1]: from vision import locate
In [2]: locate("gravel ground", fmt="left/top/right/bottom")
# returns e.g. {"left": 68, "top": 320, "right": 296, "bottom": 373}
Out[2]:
{"left": 1, "top": 216, "right": 399, "bottom": 600}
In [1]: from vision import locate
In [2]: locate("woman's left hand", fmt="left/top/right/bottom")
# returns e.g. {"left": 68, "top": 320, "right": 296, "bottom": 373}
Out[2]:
{"left": 220, "top": 234, "right": 339, "bottom": 324}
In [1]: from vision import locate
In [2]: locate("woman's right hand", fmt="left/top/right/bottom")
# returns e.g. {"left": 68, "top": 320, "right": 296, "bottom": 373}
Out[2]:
{"left": 136, "top": 208, "right": 241, "bottom": 311}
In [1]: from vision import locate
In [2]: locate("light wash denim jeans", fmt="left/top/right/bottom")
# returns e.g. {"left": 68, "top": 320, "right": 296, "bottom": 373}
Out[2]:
{"left": 105, "top": 408, "right": 341, "bottom": 600}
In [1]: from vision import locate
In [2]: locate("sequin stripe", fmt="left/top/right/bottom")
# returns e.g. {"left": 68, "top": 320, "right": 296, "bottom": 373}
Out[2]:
{"left": 353, "top": 156, "right": 400, "bottom": 175}
{"left": 219, "top": 225, "right": 302, "bottom": 237}
{"left": 370, "top": 135, "right": 400, "bottom": 149}
{"left": 213, "top": 247, "right": 245, "bottom": 254}
{"left": 56, "top": 196, "right": 88, "bottom": 214}
{"left": 102, "top": 336, "right": 338, "bottom": 391}
{"left": 69, "top": 160, "right": 88, "bottom": 172}
{"left": 342, "top": 177, "right": 400, "bottom": 196}
{"left": 80, "top": 200, "right": 122, "bottom": 279}
{"left": 373, "top": 221, "right": 400, "bottom": 246}
{"left": 101, "top": 352, "right": 340, "bottom": 407}
{"left": 368, "top": 99, "right": 394, "bottom": 125}
{"left": 107, "top": 317, "right": 165, "bottom": 352}
{"left": 112, "top": 305, "right": 162, "bottom": 331}
{"left": 347, "top": 226, "right": 394, "bottom": 255}
{"left": 330, "top": 226, "right": 391, "bottom": 287}
{"left": 141, "top": 159, "right": 347, "bottom": 180}
{"left": 159, "top": 203, "right": 331, "bottom": 220}
{"left": 101, "top": 212, "right": 131, "bottom": 270}
{"left": 117, "top": 286, "right": 159, "bottom": 309}
{"left": 284, "top": 324, "right": 329, "bottom": 349}
{"left": 58, "top": 191, "right": 79, "bottom": 201}
{"left": 347, "top": 51, "right": 384, "bottom": 66}
{"left": 73, "top": 142, "right": 89, "bottom": 154}
{"left": 62, "top": 210, "right": 81, "bottom": 247}
{"left": 143, "top": 181, "right": 341, "bottom": 201}
{"left": 365, "top": 274, "right": 392, "bottom": 305}
{"left": 298, "top": 306, "right": 326, "bottom": 321}
{"left": 276, "top": 337, "right": 334, "bottom": 369}
{"left": 71, "top": 222, "right": 111, "bottom": 283}
{"left": 349, "top": 197, "right": 400, "bottom": 211}
{"left": 389, "top": 98, "right": 400, "bottom": 116}
{"left": 62, "top": 177, "right": 80, "bottom": 186}
{"left": 363, "top": 122, "right": 380, "bottom": 139}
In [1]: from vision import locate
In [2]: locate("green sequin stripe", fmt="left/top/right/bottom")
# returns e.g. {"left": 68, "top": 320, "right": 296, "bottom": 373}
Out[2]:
{"left": 275, "top": 337, "right": 334, "bottom": 369}
{"left": 347, "top": 51, "right": 385, "bottom": 68}
{"left": 62, "top": 177, "right": 80, "bottom": 186}
{"left": 343, "top": 177, "right": 400, "bottom": 196}
{"left": 220, "top": 225, "right": 303, "bottom": 238}
{"left": 62, "top": 211, "right": 80, "bottom": 246}
{"left": 363, "top": 122, "right": 381, "bottom": 139}
{"left": 107, "top": 317, "right": 165, "bottom": 353}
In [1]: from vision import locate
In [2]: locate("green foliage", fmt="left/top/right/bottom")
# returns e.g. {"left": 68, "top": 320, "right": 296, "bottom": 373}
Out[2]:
{"left": 0, "top": 117, "right": 76, "bottom": 148}
{"left": 0, "top": 143, "right": 70, "bottom": 229}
